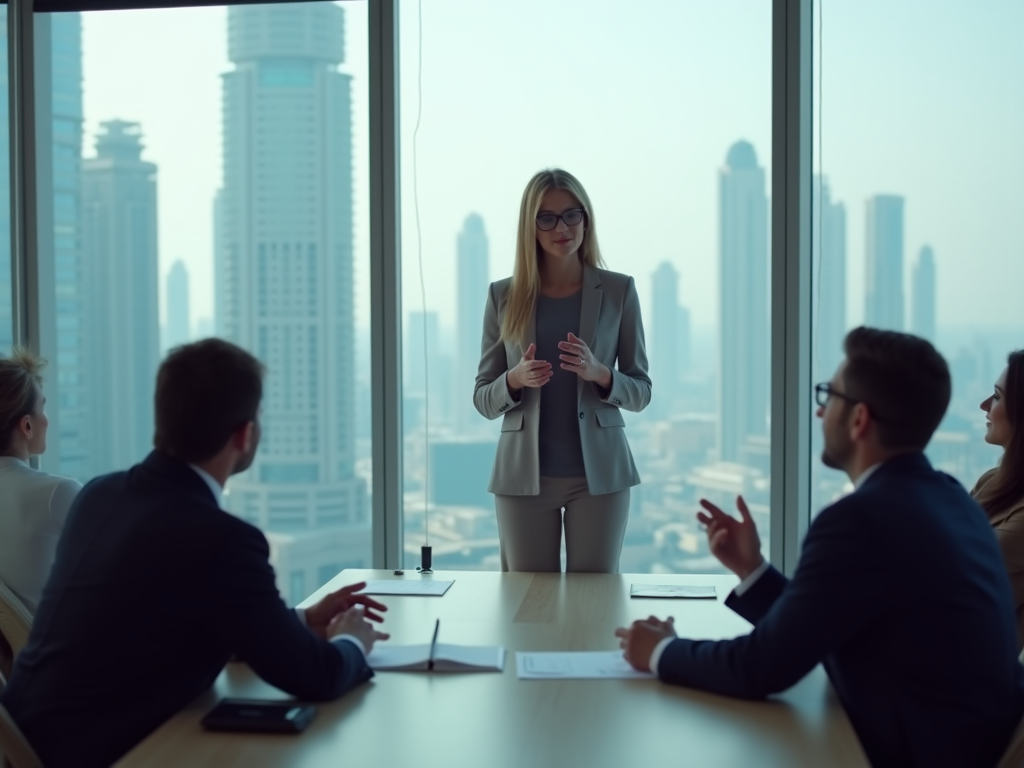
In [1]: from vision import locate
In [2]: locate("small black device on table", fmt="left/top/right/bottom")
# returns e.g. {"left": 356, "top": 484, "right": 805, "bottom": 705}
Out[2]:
{"left": 201, "top": 698, "right": 316, "bottom": 734}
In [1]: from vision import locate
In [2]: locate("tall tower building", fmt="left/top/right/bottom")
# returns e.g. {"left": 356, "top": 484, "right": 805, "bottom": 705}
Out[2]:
{"left": 650, "top": 261, "right": 679, "bottom": 416}
{"left": 718, "top": 141, "right": 769, "bottom": 463}
{"left": 165, "top": 259, "right": 191, "bottom": 350}
{"left": 82, "top": 120, "right": 160, "bottom": 475}
{"left": 813, "top": 176, "right": 847, "bottom": 382}
{"left": 911, "top": 245, "right": 936, "bottom": 342}
{"left": 864, "top": 195, "right": 905, "bottom": 332}
{"left": 456, "top": 213, "right": 489, "bottom": 432}
{"left": 217, "top": 3, "right": 368, "bottom": 569}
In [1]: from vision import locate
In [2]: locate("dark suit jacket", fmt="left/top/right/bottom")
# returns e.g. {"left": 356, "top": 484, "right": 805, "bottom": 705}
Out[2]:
{"left": 658, "top": 453, "right": 1024, "bottom": 768}
{"left": 0, "top": 451, "right": 372, "bottom": 768}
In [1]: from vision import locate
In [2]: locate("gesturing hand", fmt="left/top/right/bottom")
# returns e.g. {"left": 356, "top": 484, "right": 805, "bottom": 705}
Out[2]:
{"left": 614, "top": 616, "right": 677, "bottom": 672}
{"left": 327, "top": 606, "right": 390, "bottom": 656}
{"left": 508, "top": 343, "right": 553, "bottom": 392}
{"left": 557, "top": 332, "right": 611, "bottom": 387}
{"left": 304, "top": 581, "right": 388, "bottom": 640}
{"left": 697, "top": 496, "right": 764, "bottom": 581}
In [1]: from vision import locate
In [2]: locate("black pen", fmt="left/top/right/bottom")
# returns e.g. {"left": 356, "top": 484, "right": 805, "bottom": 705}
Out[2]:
{"left": 427, "top": 618, "right": 440, "bottom": 671}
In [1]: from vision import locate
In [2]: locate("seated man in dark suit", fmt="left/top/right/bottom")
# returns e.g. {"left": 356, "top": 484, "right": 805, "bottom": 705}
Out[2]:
{"left": 0, "top": 339, "right": 389, "bottom": 768}
{"left": 617, "top": 327, "right": 1024, "bottom": 768}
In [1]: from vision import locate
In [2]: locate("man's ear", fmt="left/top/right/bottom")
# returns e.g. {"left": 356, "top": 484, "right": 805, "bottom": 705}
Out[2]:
{"left": 848, "top": 403, "right": 872, "bottom": 442}
{"left": 232, "top": 421, "right": 255, "bottom": 451}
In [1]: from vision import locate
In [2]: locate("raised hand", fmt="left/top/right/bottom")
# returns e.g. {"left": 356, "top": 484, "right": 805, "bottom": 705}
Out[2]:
{"left": 304, "top": 581, "right": 388, "bottom": 640}
{"left": 696, "top": 496, "right": 764, "bottom": 580}
{"left": 508, "top": 343, "right": 553, "bottom": 392}
{"left": 558, "top": 332, "right": 611, "bottom": 387}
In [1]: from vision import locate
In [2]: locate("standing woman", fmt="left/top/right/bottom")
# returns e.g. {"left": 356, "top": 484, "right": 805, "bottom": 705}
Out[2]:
{"left": 0, "top": 348, "right": 81, "bottom": 614}
{"left": 973, "top": 350, "right": 1024, "bottom": 649}
{"left": 473, "top": 168, "right": 651, "bottom": 573}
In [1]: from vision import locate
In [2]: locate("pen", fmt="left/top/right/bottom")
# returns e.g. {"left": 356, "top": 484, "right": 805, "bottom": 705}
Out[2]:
{"left": 427, "top": 618, "right": 440, "bottom": 671}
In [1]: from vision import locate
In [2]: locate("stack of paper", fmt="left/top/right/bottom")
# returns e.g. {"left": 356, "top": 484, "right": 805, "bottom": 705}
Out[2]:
{"left": 629, "top": 584, "right": 717, "bottom": 599}
{"left": 515, "top": 652, "right": 655, "bottom": 680}
{"left": 356, "top": 580, "right": 454, "bottom": 597}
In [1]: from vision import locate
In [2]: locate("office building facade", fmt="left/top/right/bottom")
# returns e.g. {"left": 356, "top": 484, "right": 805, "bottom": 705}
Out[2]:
{"left": 456, "top": 213, "right": 489, "bottom": 432}
{"left": 814, "top": 176, "right": 847, "bottom": 381}
{"left": 864, "top": 195, "right": 905, "bottom": 332}
{"left": 911, "top": 245, "right": 936, "bottom": 342}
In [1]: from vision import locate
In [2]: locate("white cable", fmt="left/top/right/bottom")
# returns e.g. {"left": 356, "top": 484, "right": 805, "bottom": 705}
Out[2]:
{"left": 412, "top": 0, "right": 428, "bottom": 546}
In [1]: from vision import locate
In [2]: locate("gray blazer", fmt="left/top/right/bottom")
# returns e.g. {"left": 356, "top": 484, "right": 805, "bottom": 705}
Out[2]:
{"left": 474, "top": 265, "right": 651, "bottom": 496}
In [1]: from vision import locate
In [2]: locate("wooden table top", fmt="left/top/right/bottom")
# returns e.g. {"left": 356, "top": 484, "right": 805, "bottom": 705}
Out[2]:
{"left": 117, "top": 570, "right": 867, "bottom": 768}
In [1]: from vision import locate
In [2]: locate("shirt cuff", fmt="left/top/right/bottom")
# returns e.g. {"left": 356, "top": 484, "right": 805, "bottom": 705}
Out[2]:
{"left": 648, "top": 636, "right": 674, "bottom": 675}
{"left": 734, "top": 559, "right": 770, "bottom": 597}
{"left": 333, "top": 634, "right": 367, "bottom": 659}
{"left": 295, "top": 608, "right": 307, "bottom": 627}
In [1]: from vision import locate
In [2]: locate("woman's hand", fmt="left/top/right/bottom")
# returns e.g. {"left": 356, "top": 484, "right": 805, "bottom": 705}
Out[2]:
{"left": 507, "top": 343, "right": 553, "bottom": 393}
{"left": 558, "top": 332, "right": 612, "bottom": 388}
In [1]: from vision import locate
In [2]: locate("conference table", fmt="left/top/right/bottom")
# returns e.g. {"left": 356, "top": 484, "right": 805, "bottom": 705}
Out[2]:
{"left": 117, "top": 570, "right": 868, "bottom": 768}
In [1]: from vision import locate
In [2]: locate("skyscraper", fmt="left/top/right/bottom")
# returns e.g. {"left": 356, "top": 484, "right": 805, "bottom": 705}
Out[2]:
{"left": 814, "top": 176, "right": 847, "bottom": 381}
{"left": 216, "top": 3, "right": 368, "bottom": 586}
{"left": 911, "top": 245, "right": 936, "bottom": 342}
{"left": 718, "top": 141, "right": 769, "bottom": 463}
{"left": 50, "top": 14, "right": 87, "bottom": 480}
{"left": 864, "top": 195, "right": 905, "bottom": 332}
{"left": 165, "top": 259, "right": 190, "bottom": 350}
{"left": 456, "top": 213, "right": 489, "bottom": 432}
{"left": 82, "top": 120, "right": 160, "bottom": 474}
{"left": 651, "top": 261, "right": 679, "bottom": 415}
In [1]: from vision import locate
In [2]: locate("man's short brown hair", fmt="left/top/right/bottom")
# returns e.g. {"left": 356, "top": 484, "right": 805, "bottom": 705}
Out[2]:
{"left": 154, "top": 339, "right": 265, "bottom": 463}
{"left": 842, "top": 326, "right": 951, "bottom": 451}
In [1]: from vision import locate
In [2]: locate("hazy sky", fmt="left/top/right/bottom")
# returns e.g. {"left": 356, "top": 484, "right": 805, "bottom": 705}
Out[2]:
{"left": 77, "top": 0, "right": 1024, "bottom": 342}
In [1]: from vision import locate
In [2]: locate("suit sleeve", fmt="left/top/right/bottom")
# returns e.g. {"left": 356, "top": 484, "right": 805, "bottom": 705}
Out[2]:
{"left": 473, "top": 282, "right": 521, "bottom": 420}
{"left": 657, "top": 501, "right": 884, "bottom": 698}
{"left": 207, "top": 524, "right": 373, "bottom": 701}
{"left": 599, "top": 276, "right": 651, "bottom": 413}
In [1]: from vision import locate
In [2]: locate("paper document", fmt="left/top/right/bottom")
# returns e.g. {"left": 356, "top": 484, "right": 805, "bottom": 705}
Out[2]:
{"left": 629, "top": 584, "right": 717, "bottom": 599}
{"left": 368, "top": 643, "right": 506, "bottom": 672}
{"left": 357, "top": 580, "right": 453, "bottom": 597}
{"left": 516, "top": 652, "right": 656, "bottom": 680}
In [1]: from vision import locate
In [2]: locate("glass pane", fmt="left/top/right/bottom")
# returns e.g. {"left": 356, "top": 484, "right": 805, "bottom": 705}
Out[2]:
{"left": 811, "top": 1, "right": 1024, "bottom": 512}
{"left": 400, "top": 1, "right": 772, "bottom": 572}
{"left": 36, "top": 2, "right": 372, "bottom": 603}
{"left": 0, "top": 7, "right": 10, "bottom": 350}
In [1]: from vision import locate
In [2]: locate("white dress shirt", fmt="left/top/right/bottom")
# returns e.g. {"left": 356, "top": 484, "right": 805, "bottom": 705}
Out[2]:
{"left": 647, "top": 462, "right": 885, "bottom": 674}
{"left": 0, "top": 456, "right": 82, "bottom": 613}
{"left": 186, "top": 463, "right": 365, "bottom": 658}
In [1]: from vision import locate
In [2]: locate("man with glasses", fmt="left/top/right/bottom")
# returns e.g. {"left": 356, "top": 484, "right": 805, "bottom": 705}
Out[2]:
{"left": 616, "top": 327, "right": 1024, "bottom": 767}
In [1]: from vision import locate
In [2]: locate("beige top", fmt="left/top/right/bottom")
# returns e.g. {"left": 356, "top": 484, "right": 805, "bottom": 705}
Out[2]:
{"left": 972, "top": 468, "right": 1024, "bottom": 649}
{"left": 473, "top": 265, "right": 652, "bottom": 496}
{"left": 0, "top": 457, "right": 81, "bottom": 613}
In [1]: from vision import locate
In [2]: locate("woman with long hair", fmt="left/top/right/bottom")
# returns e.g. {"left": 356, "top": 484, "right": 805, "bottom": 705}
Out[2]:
{"left": 473, "top": 169, "right": 651, "bottom": 572}
{"left": 0, "top": 348, "right": 81, "bottom": 614}
{"left": 973, "top": 349, "right": 1024, "bottom": 648}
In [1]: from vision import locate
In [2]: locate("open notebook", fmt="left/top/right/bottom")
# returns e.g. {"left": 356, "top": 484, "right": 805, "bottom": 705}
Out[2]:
{"left": 366, "top": 619, "right": 506, "bottom": 672}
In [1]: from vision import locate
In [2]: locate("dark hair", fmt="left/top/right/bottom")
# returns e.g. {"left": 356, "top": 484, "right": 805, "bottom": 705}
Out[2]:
{"left": 841, "top": 326, "right": 951, "bottom": 451}
{"left": 0, "top": 347, "right": 46, "bottom": 454}
{"left": 154, "top": 339, "right": 265, "bottom": 463}
{"left": 977, "top": 350, "right": 1024, "bottom": 516}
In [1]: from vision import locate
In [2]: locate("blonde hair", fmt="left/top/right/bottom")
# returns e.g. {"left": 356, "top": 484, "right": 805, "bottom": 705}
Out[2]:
{"left": 500, "top": 168, "right": 605, "bottom": 346}
{"left": 0, "top": 347, "right": 46, "bottom": 452}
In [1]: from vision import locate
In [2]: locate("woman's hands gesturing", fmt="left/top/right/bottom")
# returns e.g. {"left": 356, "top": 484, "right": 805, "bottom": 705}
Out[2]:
{"left": 507, "top": 343, "right": 553, "bottom": 393}
{"left": 558, "top": 332, "right": 612, "bottom": 388}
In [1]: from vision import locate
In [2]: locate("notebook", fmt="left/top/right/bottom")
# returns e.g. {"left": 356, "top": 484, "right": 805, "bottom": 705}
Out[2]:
{"left": 366, "top": 619, "right": 506, "bottom": 672}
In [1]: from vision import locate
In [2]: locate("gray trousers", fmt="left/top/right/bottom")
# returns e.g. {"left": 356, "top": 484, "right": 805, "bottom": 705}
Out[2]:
{"left": 493, "top": 476, "right": 630, "bottom": 573}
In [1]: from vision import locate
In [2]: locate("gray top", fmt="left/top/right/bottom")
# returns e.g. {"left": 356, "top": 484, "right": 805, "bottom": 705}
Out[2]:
{"left": 535, "top": 291, "right": 586, "bottom": 477}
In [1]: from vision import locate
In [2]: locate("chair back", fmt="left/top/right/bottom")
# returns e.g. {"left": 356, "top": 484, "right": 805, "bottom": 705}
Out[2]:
{"left": 0, "top": 702, "right": 43, "bottom": 768}
{"left": 0, "top": 581, "right": 31, "bottom": 664}
{"left": 998, "top": 714, "right": 1024, "bottom": 768}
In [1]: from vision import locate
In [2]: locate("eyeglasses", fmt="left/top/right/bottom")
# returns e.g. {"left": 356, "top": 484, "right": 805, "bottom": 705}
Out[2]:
{"left": 814, "top": 382, "right": 858, "bottom": 408}
{"left": 536, "top": 208, "right": 585, "bottom": 232}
